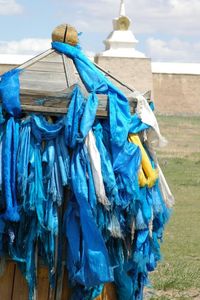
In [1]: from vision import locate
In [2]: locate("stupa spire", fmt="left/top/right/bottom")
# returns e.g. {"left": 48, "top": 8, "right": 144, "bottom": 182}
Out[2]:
{"left": 119, "top": 0, "right": 126, "bottom": 17}
{"left": 100, "top": 0, "right": 146, "bottom": 58}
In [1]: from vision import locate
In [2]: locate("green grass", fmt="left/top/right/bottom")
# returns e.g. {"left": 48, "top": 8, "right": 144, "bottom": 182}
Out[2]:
{"left": 148, "top": 115, "right": 200, "bottom": 299}
{"left": 156, "top": 115, "right": 200, "bottom": 158}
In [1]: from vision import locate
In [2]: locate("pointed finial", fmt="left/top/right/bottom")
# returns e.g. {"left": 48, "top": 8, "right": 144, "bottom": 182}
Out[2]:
{"left": 119, "top": 0, "right": 126, "bottom": 16}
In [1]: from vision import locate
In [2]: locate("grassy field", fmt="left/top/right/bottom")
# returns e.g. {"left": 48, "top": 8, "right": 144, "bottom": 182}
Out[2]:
{"left": 148, "top": 116, "right": 200, "bottom": 300}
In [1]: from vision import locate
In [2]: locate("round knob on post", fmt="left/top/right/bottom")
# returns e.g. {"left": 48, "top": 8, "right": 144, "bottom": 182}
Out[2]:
{"left": 52, "top": 24, "right": 78, "bottom": 46}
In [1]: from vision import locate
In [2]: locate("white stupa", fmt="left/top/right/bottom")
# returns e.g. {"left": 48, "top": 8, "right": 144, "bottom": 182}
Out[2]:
{"left": 101, "top": 0, "right": 145, "bottom": 58}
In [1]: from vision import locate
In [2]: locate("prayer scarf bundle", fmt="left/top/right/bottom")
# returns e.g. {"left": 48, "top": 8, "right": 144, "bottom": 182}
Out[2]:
{"left": 0, "top": 42, "right": 173, "bottom": 300}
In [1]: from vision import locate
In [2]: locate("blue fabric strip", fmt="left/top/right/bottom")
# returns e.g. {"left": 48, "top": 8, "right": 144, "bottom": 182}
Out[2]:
{"left": 0, "top": 69, "right": 21, "bottom": 117}
{"left": 2, "top": 117, "right": 20, "bottom": 221}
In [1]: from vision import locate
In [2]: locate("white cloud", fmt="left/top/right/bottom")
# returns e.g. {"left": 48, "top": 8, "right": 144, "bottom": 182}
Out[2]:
{"left": 0, "top": 0, "right": 199, "bottom": 63}
{"left": 0, "top": 38, "right": 51, "bottom": 55}
{"left": 61, "top": 0, "right": 200, "bottom": 37}
{"left": 0, "top": 0, "right": 23, "bottom": 15}
{"left": 62, "top": 0, "right": 200, "bottom": 62}
{"left": 146, "top": 37, "right": 200, "bottom": 62}
{"left": 132, "top": 0, "right": 200, "bottom": 36}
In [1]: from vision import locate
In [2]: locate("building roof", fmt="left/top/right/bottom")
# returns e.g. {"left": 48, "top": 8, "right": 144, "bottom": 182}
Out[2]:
{"left": 0, "top": 54, "right": 34, "bottom": 65}
{"left": 152, "top": 62, "right": 200, "bottom": 75}
{"left": 0, "top": 48, "right": 136, "bottom": 117}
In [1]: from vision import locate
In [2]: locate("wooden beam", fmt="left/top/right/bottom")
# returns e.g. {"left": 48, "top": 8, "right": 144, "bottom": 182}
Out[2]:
{"left": 62, "top": 54, "right": 70, "bottom": 88}
{"left": 20, "top": 105, "right": 108, "bottom": 117}
{"left": 18, "top": 49, "right": 55, "bottom": 71}
{"left": 0, "top": 261, "right": 15, "bottom": 300}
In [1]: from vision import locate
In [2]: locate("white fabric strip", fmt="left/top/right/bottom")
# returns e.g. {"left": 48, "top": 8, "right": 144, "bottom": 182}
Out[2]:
{"left": 133, "top": 91, "right": 167, "bottom": 148}
{"left": 157, "top": 164, "right": 175, "bottom": 208}
{"left": 85, "top": 130, "right": 110, "bottom": 208}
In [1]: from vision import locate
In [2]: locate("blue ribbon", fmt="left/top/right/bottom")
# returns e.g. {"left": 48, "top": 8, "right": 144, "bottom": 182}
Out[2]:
{"left": 2, "top": 117, "right": 20, "bottom": 221}
{"left": 0, "top": 69, "right": 21, "bottom": 117}
{"left": 65, "top": 144, "right": 113, "bottom": 287}
{"left": 52, "top": 41, "right": 131, "bottom": 151}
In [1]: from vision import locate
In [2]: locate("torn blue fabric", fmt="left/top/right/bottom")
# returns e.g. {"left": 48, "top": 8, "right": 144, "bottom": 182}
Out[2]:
{"left": 129, "top": 100, "right": 155, "bottom": 134}
{"left": 31, "top": 115, "right": 64, "bottom": 142}
{"left": 17, "top": 120, "right": 31, "bottom": 201}
{"left": 16, "top": 116, "right": 70, "bottom": 298}
{"left": 93, "top": 121, "right": 120, "bottom": 206}
{"left": 8, "top": 215, "right": 38, "bottom": 300}
{"left": 0, "top": 39, "right": 172, "bottom": 300}
{"left": 0, "top": 126, "right": 3, "bottom": 194}
{"left": 0, "top": 69, "right": 21, "bottom": 117}
{"left": 52, "top": 41, "right": 131, "bottom": 150}
{"left": 65, "top": 86, "right": 85, "bottom": 148}
{"left": 65, "top": 144, "right": 113, "bottom": 287}
{"left": 2, "top": 117, "right": 20, "bottom": 221}
{"left": 70, "top": 284, "right": 104, "bottom": 300}
{"left": 0, "top": 105, "right": 5, "bottom": 124}
{"left": 129, "top": 114, "right": 150, "bottom": 134}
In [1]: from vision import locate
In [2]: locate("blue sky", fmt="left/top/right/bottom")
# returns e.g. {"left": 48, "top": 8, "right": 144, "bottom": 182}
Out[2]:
{"left": 0, "top": 0, "right": 200, "bottom": 62}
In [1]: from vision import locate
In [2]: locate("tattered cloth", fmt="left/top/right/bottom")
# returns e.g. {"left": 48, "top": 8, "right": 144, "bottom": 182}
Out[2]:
{"left": 0, "top": 42, "right": 173, "bottom": 300}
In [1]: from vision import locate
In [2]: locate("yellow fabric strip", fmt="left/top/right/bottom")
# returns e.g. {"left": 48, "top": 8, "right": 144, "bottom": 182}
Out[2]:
{"left": 95, "top": 283, "right": 117, "bottom": 300}
{"left": 128, "top": 134, "right": 158, "bottom": 188}
{"left": 138, "top": 166, "right": 148, "bottom": 187}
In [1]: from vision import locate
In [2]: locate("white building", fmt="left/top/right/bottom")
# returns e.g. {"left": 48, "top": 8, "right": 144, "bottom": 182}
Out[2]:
{"left": 95, "top": 0, "right": 200, "bottom": 115}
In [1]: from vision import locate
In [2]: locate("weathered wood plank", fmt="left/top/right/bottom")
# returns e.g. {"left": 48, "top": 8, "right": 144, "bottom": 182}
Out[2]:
{"left": 20, "top": 80, "right": 69, "bottom": 92}
{"left": 41, "top": 51, "right": 63, "bottom": 63}
{"left": 20, "top": 105, "right": 108, "bottom": 117}
{"left": 20, "top": 69, "right": 133, "bottom": 98}
{"left": 20, "top": 87, "right": 75, "bottom": 97}
{"left": 37, "top": 267, "right": 50, "bottom": 300}
{"left": 49, "top": 287, "right": 56, "bottom": 300}
{"left": 62, "top": 55, "right": 78, "bottom": 87}
{"left": 56, "top": 263, "right": 65, "bottom": 300}
{"left": 12, "top": 266, "right": 29, "bottom": 300}
{"left": 20, "top": 95, "right": 72, "bottom": 108}
{"left": 62, "top": 54, "right": 70, "bottom": 88}
{"left": 19, "top": 86, "right": 74, "bottom": 107}
{"left": 20, "top": 88, "right": 108, "bottom": 109}
{"left": 21, "top": 105, "right": 69, "bottom": 114}
{"left": 56, "top": 189, "right": 69, "bottom": 300}
{"left": 27, "top": 61, "right": 65, "bottom": 73}
{"left": 1, "top": 91, "right": 135, "bottom": 116}
{"left": 0, "top": 261, "right": 15, "bottom": 300}
{"left": 61, "top": 270, "right": 71, "bottom": 300}
{"left": 20, "top": 70, "right": 67, "bottom": 83}
{"left": 18, "top": 49, "right": 55, "bottom": 70}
